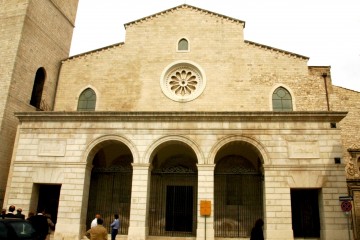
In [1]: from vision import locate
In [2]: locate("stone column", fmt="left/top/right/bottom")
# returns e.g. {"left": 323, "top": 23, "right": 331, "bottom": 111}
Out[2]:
{"left": 196, "top": 164, "right": 215, "bottom": 240}
{"left": 128, "top": 163, "right": 152, "bottom": 240}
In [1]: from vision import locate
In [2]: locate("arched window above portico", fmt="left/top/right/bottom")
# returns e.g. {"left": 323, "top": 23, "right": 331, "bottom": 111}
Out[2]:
{"left": 77, "top": 88, "right": 96, "bottom": 111}
{"left": 272, "top": 86, "right": 293, "bottom": 111}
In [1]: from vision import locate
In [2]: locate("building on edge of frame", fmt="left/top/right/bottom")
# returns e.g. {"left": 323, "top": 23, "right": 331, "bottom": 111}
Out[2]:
{"left": 1, "top": 2, "right": 360, "bottom": 240}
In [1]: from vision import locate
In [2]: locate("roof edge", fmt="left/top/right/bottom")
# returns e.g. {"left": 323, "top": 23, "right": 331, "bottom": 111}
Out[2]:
{"left": 245, "top": 40, "right": 309, "bottom": 60}
{"left": 65, "top": 42, "right": 124, "bottom": 62}
{"left": 124, "top": 4, "right": 245, "bottom": 28}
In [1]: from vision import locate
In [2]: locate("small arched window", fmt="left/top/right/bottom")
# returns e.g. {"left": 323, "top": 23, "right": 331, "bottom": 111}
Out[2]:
{"left": 30, "top": 67, "right": 46, "bottom": 109}
{"left": 178, "top": 38, "right": 189, "bottom": 51}
{"left": 77, "top": 88, "right": 96, "bottom": 111}
{"left": 272, "top": 87, "right": 293, "bottom": 111}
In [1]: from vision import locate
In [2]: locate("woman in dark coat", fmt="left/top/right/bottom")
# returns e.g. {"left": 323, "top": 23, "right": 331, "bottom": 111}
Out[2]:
{"left": 250, "top": 218, "right": 264, "bottom": 240}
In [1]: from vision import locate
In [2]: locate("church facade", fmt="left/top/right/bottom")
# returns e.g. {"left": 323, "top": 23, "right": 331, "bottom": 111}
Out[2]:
{"left": 2, "top": 2, "right": 360, "bottom": 240}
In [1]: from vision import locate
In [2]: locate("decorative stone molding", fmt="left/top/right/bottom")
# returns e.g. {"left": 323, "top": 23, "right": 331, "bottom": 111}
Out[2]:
{"left": 38, "top": 139, "right": 66, "bottom": 156}
{"left": 346, "top": 144, "right": 360, "bottom": 179}
{"left": 160, "top": 60, "right": 206, "bottom": 102}
{"left": 124, "top": 4, "right": 245, "bottom": 29}
{"left": 245, "top": 40, "right": 309, "bottom": 60}
{"left": 348, "top": 144, "right": 360, "bottom": 157}
{"left": 64, "top": 42, "right": 124, "bottom": 62}
{"left": 288, "top": 141, "right": 320, "bottom": 159}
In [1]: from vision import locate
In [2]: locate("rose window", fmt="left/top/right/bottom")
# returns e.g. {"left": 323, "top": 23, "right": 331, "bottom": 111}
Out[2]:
{"left": 170, "top": 69, "right": 198, "bottom": 96}
{"left": 160, "top": 61, "right": 206, "bottom": 102}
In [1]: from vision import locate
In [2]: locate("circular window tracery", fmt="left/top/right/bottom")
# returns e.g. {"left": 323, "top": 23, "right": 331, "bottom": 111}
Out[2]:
{"left": 160, "top": 61, "right": 206, "bottom": 102}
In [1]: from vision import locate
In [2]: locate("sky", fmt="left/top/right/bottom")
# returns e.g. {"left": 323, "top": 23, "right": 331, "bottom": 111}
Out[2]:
{"left": 70, "top": 0, "right": 360, "bottom": 92}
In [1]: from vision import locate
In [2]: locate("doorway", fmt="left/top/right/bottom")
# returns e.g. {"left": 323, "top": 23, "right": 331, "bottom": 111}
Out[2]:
{"left": 165, "top": 186, "right": 193, "bottom": 232}
{"left": 37, "top": 184, "right": 61, "bottom": 224}
{"left": 291, "top": 189, "right": 320, "bottom": 238}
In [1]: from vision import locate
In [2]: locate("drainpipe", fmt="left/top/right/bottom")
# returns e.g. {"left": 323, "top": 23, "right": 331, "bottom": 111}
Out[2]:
{"left": 322, "top": 73, "right": 330, "bottom": 111}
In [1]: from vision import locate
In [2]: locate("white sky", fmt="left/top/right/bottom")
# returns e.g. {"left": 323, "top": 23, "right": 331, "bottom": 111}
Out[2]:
{"left": 70, "top": 0, "right": 360, "bottom": 91}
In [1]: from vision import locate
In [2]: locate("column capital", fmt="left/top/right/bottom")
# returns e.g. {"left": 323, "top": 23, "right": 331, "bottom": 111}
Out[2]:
{"left": 131, "top": 163, "right": 152, "bottom": 170}
{"left": 197, "top": 164, "right": 216, "bottom": 171}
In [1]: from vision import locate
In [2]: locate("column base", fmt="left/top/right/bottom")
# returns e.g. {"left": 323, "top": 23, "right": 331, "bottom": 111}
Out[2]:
{"left": 196, "top": 227, "right": 215, "bottom": 240}
{"left": 321, "top": 229, "right": 354, "bottom": 240}
{"left": 127, "top": 226, "right": 149, "bottom": 240}
{"left": 265, "top": 229, "right": 294, "bottom": 240}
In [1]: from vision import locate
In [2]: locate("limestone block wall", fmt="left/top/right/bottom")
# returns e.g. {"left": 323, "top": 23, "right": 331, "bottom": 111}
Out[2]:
{"left": 0, "top": 0, "right": 29, "bottom": 205}
{"left": 4, "top": 112, "right": 349, "bottom": 239}
{"left": 55, "top": 6, "right": 329, "bottom": 113}
{"left": 0, "top": 0, "right": 78, "bottom": 207}
{"left": 57, "top": 43, "right": 324, "bottom": 112}
{"left": 331, "top": 86, "right": 360, "bottom": 160}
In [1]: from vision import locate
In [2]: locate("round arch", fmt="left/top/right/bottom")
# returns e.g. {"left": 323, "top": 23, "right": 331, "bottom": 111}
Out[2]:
{"left": 82, "top": 134, "right": 137, "bottom": 235}
{"left": 146, "top": 135, "right": 201, "bottom": 237}
{"left": 143, "top": 135, "right": 205, "bottom": 165}
{"left": 82, "top": 134, "right": 139, "bottom": 167}
{"left": 212, "top": 135, "right": 266, "bottom": 238}
{"left": 208, "top": 135, "right": 270, "bottom": 165}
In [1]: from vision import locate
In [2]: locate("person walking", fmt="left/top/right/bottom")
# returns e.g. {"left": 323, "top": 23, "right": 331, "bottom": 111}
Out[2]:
{"left": 91, "top": 214, "right": 101, "bottom": 228}
{"left": 86, "top": 218, "right": 108, "bottom": 240}
{"left": 45, "top": 213, "right": 55, "bottom": 240}
{"left": 110, "top": 214, "right": 120, "bottom": 240}
{"left": 28, "top": 210, "right": 49, "bottom": 240}
{"left": 250, "top": 218, "right": 264, "bottom": 240}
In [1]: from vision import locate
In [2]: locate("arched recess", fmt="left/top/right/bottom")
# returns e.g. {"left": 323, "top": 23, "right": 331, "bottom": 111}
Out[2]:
{"left": 144, "top": 135, "right": 204, "bottom": 165}
{"left": 30, "top": 67, "right": 46, "bottom": 109}
{"left": 146, "top": 137, "right": 200, "bottom": 237}
{"left": 208, "top": 135, "right": 269, "bottom": 165}
{"left": 211, "top": 136, "right": 265, "bottom": 238}
{"left": 83, "top": 135, "right": 138, "bottom": 166}
{"left": 83, "top": 136, "right": 138, "bottom": 236}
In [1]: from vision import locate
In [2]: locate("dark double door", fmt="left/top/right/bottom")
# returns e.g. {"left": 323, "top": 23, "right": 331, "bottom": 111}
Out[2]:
{"left": 291, "top": 189, "right": 320, "bottom": 238}
{"left": 165, "top": 185, "right": 193, "bottom": 232}
{"left": 149, "top": 173, "right": 197, "bottom": 237}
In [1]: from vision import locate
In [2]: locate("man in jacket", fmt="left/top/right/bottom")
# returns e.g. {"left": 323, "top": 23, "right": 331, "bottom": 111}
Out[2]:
{"left": 86, "top": 218, "right": 108, "bottom": 240}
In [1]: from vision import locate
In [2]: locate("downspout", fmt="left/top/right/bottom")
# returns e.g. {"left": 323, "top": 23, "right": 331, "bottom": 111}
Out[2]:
{"left": 322, "top": 73, "right": 330, "bottom": 111}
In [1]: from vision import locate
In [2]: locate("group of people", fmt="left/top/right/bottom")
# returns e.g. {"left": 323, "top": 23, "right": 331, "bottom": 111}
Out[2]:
{"left": 86, "top": 213, "right": 120, "bottom": 240}
{"left": 3, "top": 206, "right": 260, "bottom": 240}
{"left": 1, "top": 205, "right": 55, "bottom": 240}
{"left": 85, "top": 213, "right": 259, "bottom": 240}
{"left": 1, "top": 205, "right": 25, "bottom": 219}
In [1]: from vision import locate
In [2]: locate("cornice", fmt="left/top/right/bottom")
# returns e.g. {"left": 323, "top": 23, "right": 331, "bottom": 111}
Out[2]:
{"left": 64, "top": 42, "right": 124, "bottom": 62}
{"left": 245, "top": 40, "right": 309, "bottom": 60}
{"left": 263, "top": 164, "right": 345, "bottom": 170}
{"left": 15, "top": 111, "right": 347, "bottom": 123}
{"left": 124, "top": 4, "right": 245, "bottom": 29}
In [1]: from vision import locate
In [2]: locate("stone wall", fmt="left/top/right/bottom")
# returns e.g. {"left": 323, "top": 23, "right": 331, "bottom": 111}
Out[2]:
{"left": 0, "top": 0, "right": 78, "bottom": 207}
{"left": 55, "top": 6, "right": 330, "bottom": 113}
{"left": 5, "top": 111, "right": 349, "bottom": 239}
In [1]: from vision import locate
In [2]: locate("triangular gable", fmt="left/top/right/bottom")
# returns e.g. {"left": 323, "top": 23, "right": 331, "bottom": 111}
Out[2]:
{"left": 124, "top": 4, "right": 246, "bottom": 29}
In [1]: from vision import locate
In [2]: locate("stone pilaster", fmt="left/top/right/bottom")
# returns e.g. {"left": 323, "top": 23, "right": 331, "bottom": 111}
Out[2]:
{"left": 128, "top": 163, "right": 152, "bottom": 240}
{"left": 263, "top": 166, "right": 294, "bottom": 240}
{"left": 196, "top": 164, "right": 215, "bottom": 240}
